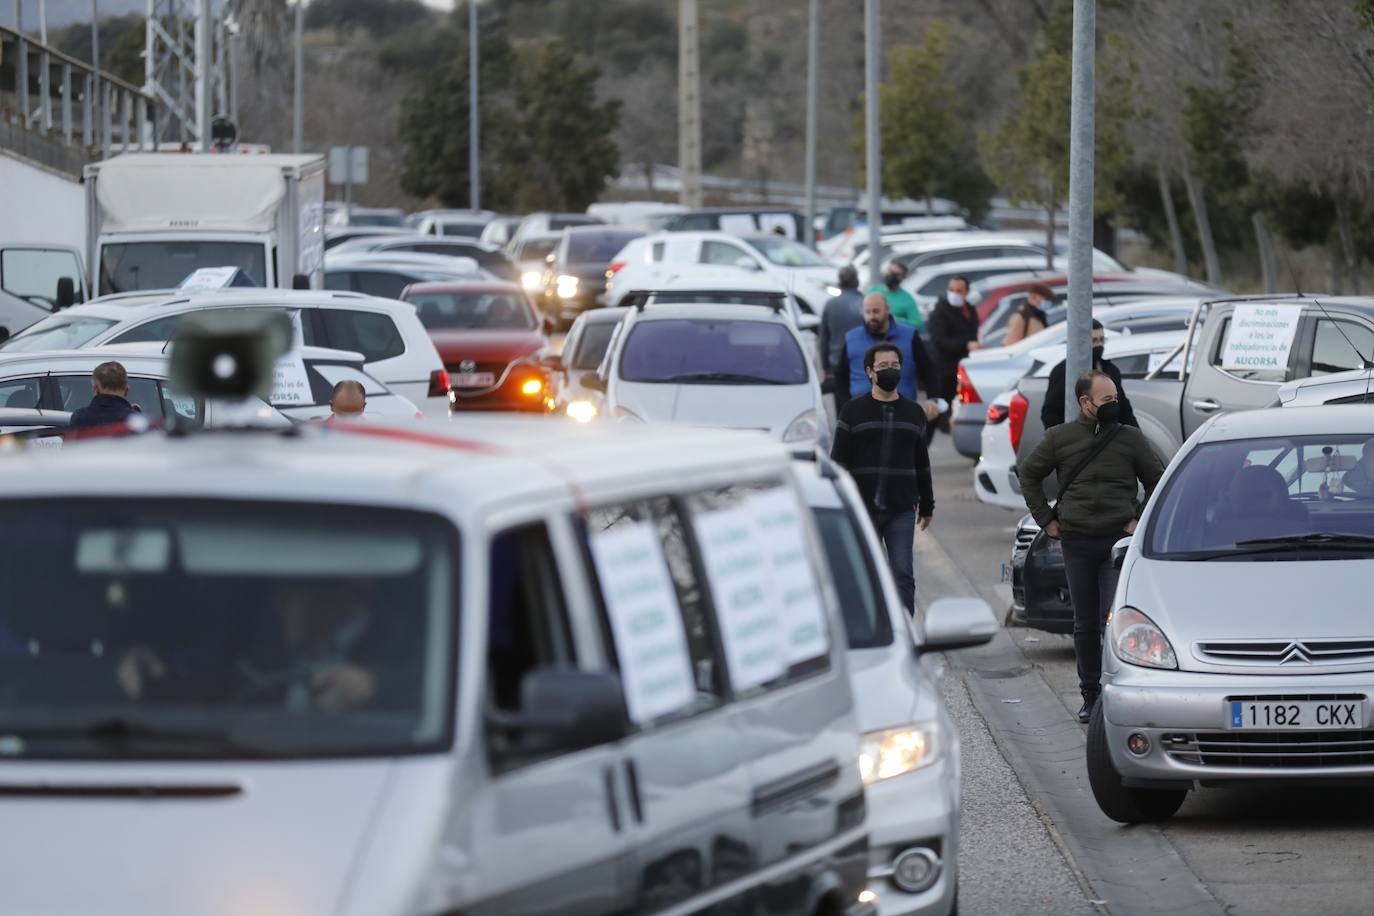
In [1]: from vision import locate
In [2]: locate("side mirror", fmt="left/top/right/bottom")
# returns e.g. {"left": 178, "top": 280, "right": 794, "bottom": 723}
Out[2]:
{"left": 734, "top": 257, "right": 761, "bottom": 272}
{"left": 55, "top": 277, "right": 76, "bottom": 309}
{"left": 292, "top": 273, "right": 311, "bottom": 290}
{"left": 1112, "top": 535, "right": 1132, "bottom": 571}
{"left": 920, "top": 597, "right": 998, "bottom": 653}
{"left": 489, "top": 668, "right": 629, "bottom": 755}
{"left": 581, "top": 374, "right": 606, "bottom": 393}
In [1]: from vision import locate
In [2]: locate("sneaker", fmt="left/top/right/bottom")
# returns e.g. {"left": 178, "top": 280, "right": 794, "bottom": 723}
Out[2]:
{"left": 1076, "top": 701, "right": 1092, "bottom": 723}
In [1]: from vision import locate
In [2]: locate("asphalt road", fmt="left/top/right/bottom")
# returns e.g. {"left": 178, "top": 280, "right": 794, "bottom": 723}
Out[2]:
{"left": 921, "top": 435, "right": 1374, "bottom": 916}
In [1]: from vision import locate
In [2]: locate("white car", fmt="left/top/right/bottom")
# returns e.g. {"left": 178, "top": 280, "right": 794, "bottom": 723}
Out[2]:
{"left": 795, "top": 451, "right": 996, "bottom": 915}
{"left": 588, "top": 302, "right": 827, "bottom": 446}
{"left": 605, "top": 230, "right": 842, "bottom": 316}
{"left": 974, "top": 331, "right": 1189, "bottom": 511}
{"left": 0, "top": 289, "right": 454, "bottom": 418}
{"left": 407, "top": 208, "right": 495, "bottom": 238}
{"left": 903, "top": 256, "right": 1066, "bottom": 318}
{"left": 1278, "top": 366, "right": 1374, "bottom": 408}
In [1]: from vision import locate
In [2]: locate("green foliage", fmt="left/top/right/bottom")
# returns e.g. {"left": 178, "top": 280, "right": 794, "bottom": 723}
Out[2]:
{"left": 874, "top": 22, "right": 995, "bottom": 220}
{"left": 305, "top": 0, "right": 432, "bottom": 38}
{"left": 399, "top": 37, "right": 620, "bottom": 211}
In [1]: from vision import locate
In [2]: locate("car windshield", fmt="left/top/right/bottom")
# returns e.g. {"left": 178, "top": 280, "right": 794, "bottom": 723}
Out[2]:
{"left": 572, "top": 320, "right": 619, "bottom": 370}
{"left": 99, "top": 241, "right": 268, "bottom": 295}
{"left": 1, "top": 315, "right": 116, "bottom": 351}
{"left": 407, "top": 291, "right": 535, "bottom": 330}
{"left": 813, "top": 507, "right": 894, "bottom": 648}
{"left": 744, "top": 237, "right": 828, "bottom": 268}
{"left": 350, "top": 213, "right": 406, "bottom": 228}
{"left": 518, "top": 238, "right": 558, "bottom": 261}
{"left": 1147, "top": 434, "right": 1374, "bottom": 560}
{"left": 566, "top": 232, "right": 642, "bottom": 264}
{"left": 620, "top": 318, "right": 807, "bottom": 385}
{"left": 0, "top": 500, "right": 456, "bottom": 759}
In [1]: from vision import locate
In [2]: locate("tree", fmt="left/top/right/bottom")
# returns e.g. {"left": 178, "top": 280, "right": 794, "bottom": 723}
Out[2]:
{"left": 876, "top": 22, "right": 995, "bottom": 220}
{"left": 305, "top": 0, "right": 431, "bottom": 39}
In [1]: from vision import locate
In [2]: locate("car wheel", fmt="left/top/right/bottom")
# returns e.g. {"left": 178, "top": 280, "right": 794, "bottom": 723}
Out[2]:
{"left": 1086, "top": 700, "right": 1186, "bottom": 824}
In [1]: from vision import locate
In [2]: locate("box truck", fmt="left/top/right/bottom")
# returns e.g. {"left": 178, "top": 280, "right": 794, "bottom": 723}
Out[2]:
{"left": 84, "top": 153, "right": 327, "bottom": 296}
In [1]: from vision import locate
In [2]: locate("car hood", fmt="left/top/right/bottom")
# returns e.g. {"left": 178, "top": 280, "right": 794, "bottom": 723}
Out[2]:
{"left": 0, "top": 758, "right": 452, "bottom": 916}
{"left": 1124, "top": 556, "right": 1374, "bottom": 674}
{"left": 847, "top": 646, "right": 923, "bottom": 731}
{"left": 614, "top": 381, "right": 815, "bottom": 434}
{"left": 428, "top": 328, "right": 544, "bottom": 363}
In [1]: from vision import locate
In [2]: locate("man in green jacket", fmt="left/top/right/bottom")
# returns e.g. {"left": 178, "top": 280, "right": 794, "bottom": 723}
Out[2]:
{"left": 868, "top": 259, "right": 923, "bottom": 331}
{"left": 1019, "top": 370, "right": 1165, "bottom": 723}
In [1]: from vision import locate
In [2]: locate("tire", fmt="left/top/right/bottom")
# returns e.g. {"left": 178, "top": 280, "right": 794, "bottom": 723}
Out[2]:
{"left": 1086, "top": 700, "right": 1187, "bottom": 823}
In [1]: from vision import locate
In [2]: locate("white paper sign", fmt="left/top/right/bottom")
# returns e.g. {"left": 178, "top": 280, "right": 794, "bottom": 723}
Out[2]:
{"left": 271, "top": 355, "right": 312, "bottom": 405}
{"left": 179, "top": 266, "right": 240, "bottom": 291}
{"left": 694, "top": 505, "right": 788, "bottom": 690}
{"left": 717, "top": 213, "right": 759, "bottom": 237}
{"left": 1221, "top": 305, "right": 1301, "bottom": 372}
{"left": 758, "top": 213, "right": 797, "bottom": 240}
{"left": 589, "top": 521, "right": 697, "bottom": 723}
{"left": 747, "top": 489, "right": 830, "bottom": 664}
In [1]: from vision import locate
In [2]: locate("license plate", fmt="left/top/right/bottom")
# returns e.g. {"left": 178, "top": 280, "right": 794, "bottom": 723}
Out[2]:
{"left": 453, "top": 372, "right": 495, "bottom": 388}
{"left": 1226, "top": 698, "right": 1364, "bottom": 730}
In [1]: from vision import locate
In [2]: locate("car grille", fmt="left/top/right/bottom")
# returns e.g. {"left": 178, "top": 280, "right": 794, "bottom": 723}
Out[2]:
{"left": 1165, "top": 717, "right": 1374, "bottom": 769}
{"left": 1012, "top": 528, "right": 1037, "bottom": 560}
{"left": 1194, "top": 639, "right": 1374, "bottom": 667}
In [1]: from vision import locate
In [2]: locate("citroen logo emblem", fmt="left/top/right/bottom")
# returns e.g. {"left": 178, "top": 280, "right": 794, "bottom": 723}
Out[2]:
{"left": 459, "top": 359, "right": 476, "bottom": 373}
{"left": 1279, "top": 643, "right": 1312, "bottom": 665}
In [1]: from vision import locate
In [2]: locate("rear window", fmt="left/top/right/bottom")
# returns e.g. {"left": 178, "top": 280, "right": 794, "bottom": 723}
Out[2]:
{"left": 319, "top": 309, "right": 406, "bottom": 361}
{"left": 566, "top": 232, "right": 643, "bottom": 264}
{"left": 620, "top": 318, "right": 807, "bottom": 385}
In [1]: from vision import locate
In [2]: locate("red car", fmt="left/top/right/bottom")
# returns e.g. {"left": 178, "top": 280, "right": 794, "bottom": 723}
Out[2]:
{"left": 401, "top": 281, "right": 557, "bottom": 413}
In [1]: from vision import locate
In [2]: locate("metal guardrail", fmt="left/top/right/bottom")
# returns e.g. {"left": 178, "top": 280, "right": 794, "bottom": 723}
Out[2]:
{"left": 0, "top": 25, "right": 158, "bottom": 174}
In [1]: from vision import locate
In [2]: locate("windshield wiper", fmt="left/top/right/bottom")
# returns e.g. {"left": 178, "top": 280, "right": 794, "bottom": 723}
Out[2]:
{"left": 659, "top": 372, "right": 786, "bottom": 385}
{"left": 1182, "top": 532, "right": 1374, "bottom": 560}
{"left": 0, "top": 717, "right": 278, "bottom": 758}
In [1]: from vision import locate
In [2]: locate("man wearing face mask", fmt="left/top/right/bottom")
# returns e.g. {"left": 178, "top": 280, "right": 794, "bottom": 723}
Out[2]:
{"left": 1041, "top": 319, "right": 1138, "bottom": 429}
{"left": 830, "top": 342, "right": 935, "bottom": 613}
{"left": 925, "top": 276, "right": 983, "bottom": 432}
{"left": 834, "top": 293, "right": 938, "bottom": 415}
{"left": 1019, "top": 371, "right": 1165, "bottom": 723}
{"left": 867, "top": 259, "right": 923, "bottom": 330}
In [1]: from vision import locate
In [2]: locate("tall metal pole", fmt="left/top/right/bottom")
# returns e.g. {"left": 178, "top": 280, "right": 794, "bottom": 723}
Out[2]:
{"left": 39, "top": 0, "right": 47, "bottom": 44}
{"left": 678, "top": 0, "right": 702, "bottom": 208}
{"left": 1064, "top": 0, "right": 1096, "bottom": 421}
{"left": 863, "top": 0, "right": 882, "bottom": 288}
{"left": 469, "top": 0, "right": 481, "bottom": 210}
{"left": 194, "top": 0, "right": 211, "bottom": 150}
{"left": 803, "top": 0, "right": 819, "bottom": 249}
{"left": 292, "top": 0, "right": 303, "bottom": 153}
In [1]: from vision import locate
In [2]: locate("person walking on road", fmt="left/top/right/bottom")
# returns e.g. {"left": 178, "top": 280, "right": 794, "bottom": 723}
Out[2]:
{"left": 1019, "top": 371, "right": 1164, "bottom": 723}
{"left": 834, "top": 293, "right": 936, "bottom": 413}
{"left": 868, "top": 259, "right": 923, "bottom": 331}
{"left": 818, "top": 265, "right": 865, "bottom": 388}
{"left": 831, "top": 341, "right": 935, "bottom": 613}
{"left": 926, "top": 275, "right": 982, "bottom": 432}
{"left": 1003, "top": 283, "right": 1052, "bottom": 345}
{"left": 69, "top": 361, "right": 136, "bottom": 429}
{"left": 1040, "top": 319, "right": 1138, "bottom": 429}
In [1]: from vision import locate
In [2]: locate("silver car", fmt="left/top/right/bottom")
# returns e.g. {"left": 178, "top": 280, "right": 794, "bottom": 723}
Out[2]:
{"left": 1089, "top": 405, "right": 1374, "bottom": 823}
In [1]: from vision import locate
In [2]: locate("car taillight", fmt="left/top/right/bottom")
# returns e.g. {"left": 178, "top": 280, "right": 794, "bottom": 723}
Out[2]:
{"left": 957, "top": 364, "right": 981, "bottom": 404}
{"left": 605, "top": 261, "right": 626, "bottom": 279}
{"left": 428, "top": 368, "right": 451, "bottom": 398}
{"left": 987, "top": 403, "right": 1009, "bottom": 424}
{"left": 1008, "top": 392, "right": 1029, "bottom": 454}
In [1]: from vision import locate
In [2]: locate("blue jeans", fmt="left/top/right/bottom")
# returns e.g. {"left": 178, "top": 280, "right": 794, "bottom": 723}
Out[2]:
{"left": 874, "top": 510, "right": 917, "bottom": 614}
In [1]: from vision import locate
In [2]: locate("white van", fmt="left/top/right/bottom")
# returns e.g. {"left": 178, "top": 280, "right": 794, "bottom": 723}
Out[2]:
{"left": 0, "top": 418, "right": 875, "bottom": 916}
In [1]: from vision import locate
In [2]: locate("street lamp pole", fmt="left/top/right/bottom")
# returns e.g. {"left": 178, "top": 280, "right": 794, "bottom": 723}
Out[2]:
{"left": 803, "top": 0, "right": 819, "bottom": 249}
{"left": 292, "top": 0, "right": 303, "bottom": 153}
{"left": 469, "top": 0, "right": 480, "bottom": 210}
{"left": 863, "top": 0, "right": 882, "bottom": 288}
{"left": 1064, "top": 0, "right": 1096, "bottom": 420}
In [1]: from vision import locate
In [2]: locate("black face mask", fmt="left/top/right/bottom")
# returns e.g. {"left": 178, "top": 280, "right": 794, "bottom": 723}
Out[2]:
{"left": 874, "top": 368, "right": 902, "bottom": 392}
{"left": 1092, "top": 345, "right": 1105, "bottom": 364}
{"left": 1094, "top": 400, "right": 1121, "bottom": 425}
{"left": 883, "top": 273, "right": 901, "bottom": 290}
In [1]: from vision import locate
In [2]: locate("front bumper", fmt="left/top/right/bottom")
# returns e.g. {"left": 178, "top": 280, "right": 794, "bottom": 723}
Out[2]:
{"left": 863, "top": 754, "right": 958, "bottom": 916}
{"left": 1102, "top": 668, "right": 1374, "bottom": 785}
{"left": 1009, "top": 539, "right": 1071, "bottom": 634}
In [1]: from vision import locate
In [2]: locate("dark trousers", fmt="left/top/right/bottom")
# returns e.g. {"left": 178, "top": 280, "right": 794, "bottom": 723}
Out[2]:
{"left": 874, "top": 510, "right": 917, "bottom": 614}
{"left": 1061, "top": 534, "right": 1121, "bottom": 697}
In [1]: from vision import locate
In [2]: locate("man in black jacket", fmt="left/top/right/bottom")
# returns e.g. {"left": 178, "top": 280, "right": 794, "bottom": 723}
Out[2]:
{"left": 69, "top": 361, "right": 136, "bottom": 429}
{"left": 926, "top": 275, "right": 982, "bottom": 432}
{"left": 1040, "top": 320, "right": 1138, "bottom": 429}
{"left": 830, "top": 341, "right": 935, "bottom": 613}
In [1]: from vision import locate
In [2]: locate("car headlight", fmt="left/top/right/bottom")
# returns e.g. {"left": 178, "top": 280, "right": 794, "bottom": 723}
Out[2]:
{"left": 1110, "top": 606, "right": 1178, "bottom": 670}
{"left": 521, "top": 270, "right": 543, "bottom": 291}
{"left": 566, "top": 399, "right": 598, "bottom": 423}
{"left": 613, "top": 405, "right": 644, "bottom": 423}
{"left": 556, "top": 275, "right": 579, "bottom": 299}
{"left": 859, "top": 722, "right": 942, "bottom": 785}
{"left": 825, "top": 285, "right": 842, "bottom": 298}
{"left": 782, "top": 409, "right": 821, "bottom": 442}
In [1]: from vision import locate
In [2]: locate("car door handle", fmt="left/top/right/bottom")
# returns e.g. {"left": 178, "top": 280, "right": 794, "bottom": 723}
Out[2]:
{"left": 623, "top": 759, "right": 644, "bottom": 825}
{"left": 602, "top": 765, "right": 622, "bottom": 833}
{"left": 1191, "top": 398, "right": 1221, "bottom": 413}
